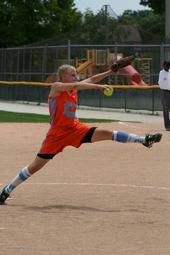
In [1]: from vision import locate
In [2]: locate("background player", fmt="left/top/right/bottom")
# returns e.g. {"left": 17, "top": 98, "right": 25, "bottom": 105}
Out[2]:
{"left": 158, "top": 60, "right": 170, "bottom": 130}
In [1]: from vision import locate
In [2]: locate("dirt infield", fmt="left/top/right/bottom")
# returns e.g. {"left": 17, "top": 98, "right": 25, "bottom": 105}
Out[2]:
{"left": 1, "top": 120, "right": 170, "bottom": 255}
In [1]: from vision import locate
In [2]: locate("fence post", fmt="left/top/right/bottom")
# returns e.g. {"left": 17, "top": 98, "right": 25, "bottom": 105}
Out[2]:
{"left": 124, "top": 89, "right": 127, "bottom": 112}
{"left": 1, "top": 49, "right": 4, "bottom": 80}
{"left": 67, "top": 40, "right": 71, "bottom": 65}
{"left": 28, "top": 48, "right": 32, "bottom": 81}
{"left": 152, "top": 88, "right": 155, "bottom": 115}
{"left": 160, "top": 43, "right": 164, "bottom": 68}
{"left": 22, "top": 46, "right": 26, "bottom": 81}
{"left": 3, "top": 48, "right": 7, "bottom": 81}
{"left": 16, "top": 48, "right": 20, "bottom": 81}
{"left": 114, "top": 45, "right": 118, "bottom": 85}
{"left": 42, "top": 44, "right": 47, "bottom": 81}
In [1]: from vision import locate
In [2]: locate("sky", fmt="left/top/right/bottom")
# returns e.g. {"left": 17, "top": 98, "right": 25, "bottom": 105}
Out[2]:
{"left": 74, "top": 0, "right": 151, "bottom": 16}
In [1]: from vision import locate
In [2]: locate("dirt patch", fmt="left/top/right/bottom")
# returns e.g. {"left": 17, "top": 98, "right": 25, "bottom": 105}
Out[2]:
{"left": 0, "top": 121, "right": 170, "bottom": 255}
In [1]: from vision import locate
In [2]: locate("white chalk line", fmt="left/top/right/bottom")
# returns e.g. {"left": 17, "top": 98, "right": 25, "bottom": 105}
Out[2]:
{"left": 118, "top": 121, "right": 141, "bottom": 129}
{"left": 10, "top": 182, "right": 170, "bottom": 191}
{"left": 1, "top": 182, "right": 170, "bottom": 191}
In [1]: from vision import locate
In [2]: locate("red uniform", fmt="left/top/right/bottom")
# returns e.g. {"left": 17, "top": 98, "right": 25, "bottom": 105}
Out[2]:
{"left": 38, "top": 90, "right": 92, "bottom": 155}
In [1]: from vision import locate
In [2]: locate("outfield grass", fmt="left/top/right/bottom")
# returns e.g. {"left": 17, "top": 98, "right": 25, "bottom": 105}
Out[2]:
{"left": 0, "top": 111, "right": 113, "bottom": 123}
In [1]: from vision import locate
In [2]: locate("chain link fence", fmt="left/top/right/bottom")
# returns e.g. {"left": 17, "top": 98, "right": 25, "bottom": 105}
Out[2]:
{"left": 0, "top": 42, "right": 170, "bottom": 113}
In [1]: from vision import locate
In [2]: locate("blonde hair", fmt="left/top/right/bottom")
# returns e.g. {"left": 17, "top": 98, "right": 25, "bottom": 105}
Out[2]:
{"left": 57, "top": 64, "right": 76, "bottom": 81}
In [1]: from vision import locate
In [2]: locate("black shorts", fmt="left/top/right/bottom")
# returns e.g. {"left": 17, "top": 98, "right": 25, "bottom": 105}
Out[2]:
{"left": 37, "top": 127, "right": 97, "bottom": 160}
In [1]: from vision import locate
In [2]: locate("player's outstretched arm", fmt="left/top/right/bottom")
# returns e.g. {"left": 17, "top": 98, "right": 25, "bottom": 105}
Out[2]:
{"left": 83, "top": 70, "right": 112, "bottom": 84}
{"left": 49, "top": 82, "right": 111, "bottom": 97}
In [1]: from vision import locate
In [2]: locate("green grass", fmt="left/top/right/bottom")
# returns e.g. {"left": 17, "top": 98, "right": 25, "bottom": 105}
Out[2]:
{"left": 0, "top": 111, "right": 113, "bottom": 123}
{"left": 0, "top": 111, "right": 50, "bottom": 122}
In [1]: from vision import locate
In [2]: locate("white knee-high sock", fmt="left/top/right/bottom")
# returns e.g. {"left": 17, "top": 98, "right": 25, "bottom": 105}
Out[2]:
{"left": 5, "top": 166, "right": 31, "bottom": 194}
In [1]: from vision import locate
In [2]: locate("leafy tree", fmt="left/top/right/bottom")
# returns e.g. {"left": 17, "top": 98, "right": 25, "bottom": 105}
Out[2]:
{"left": 69, "top": 9, "right": 128, "bottom": 44}
{"left": 120, "top": 10, "right": 165, "bottom": 43}
{"left": 0, "top": 0, "right": 82, "bottom": 47}
{"left": 0, "top": 0, "right": 166, "bottom": 47}
{"left": 140, "top": 0, "right": 165, "bottom": 14}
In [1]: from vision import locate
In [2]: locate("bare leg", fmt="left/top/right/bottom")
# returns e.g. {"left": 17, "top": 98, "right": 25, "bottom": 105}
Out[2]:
{"left": 91, "top": 128, "right": 145, "bottom": 144}
{"left": 91, "top": 128, "right": 112, "bottom": 142}
{"left": 28, "top": 156, "right": 50, "bottom": 174}
{"left": 0, "top": 156, "right": 50, "bottom": 199}
{"left": 91, "top": 128, "right": 162, "bottom": 147}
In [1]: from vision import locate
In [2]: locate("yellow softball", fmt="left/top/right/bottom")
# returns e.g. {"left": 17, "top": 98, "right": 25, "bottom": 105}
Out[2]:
{"left": 103, "top": 87, "right": 113, "bottom": 96}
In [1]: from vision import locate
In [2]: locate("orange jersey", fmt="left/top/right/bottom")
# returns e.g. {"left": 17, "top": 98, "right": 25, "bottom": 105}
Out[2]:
{"left": 38, "top": 90, "right": 92, "bottom": 155}
{"left": 48, "top": 90, "right": 79, "bottom": 129}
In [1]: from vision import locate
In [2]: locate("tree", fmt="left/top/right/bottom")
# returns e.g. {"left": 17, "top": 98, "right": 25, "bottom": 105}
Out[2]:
{"left": 120, "top": 10, "right": 165, "bottom": 43}
{"left": 0, "top": 0, "right": 82, "bottom": 47}
{"left": 69, "top": 9, "right": 129, "bottom": 44}
{"left": 140, "top": 0, "right": 165, "bottom": 14}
